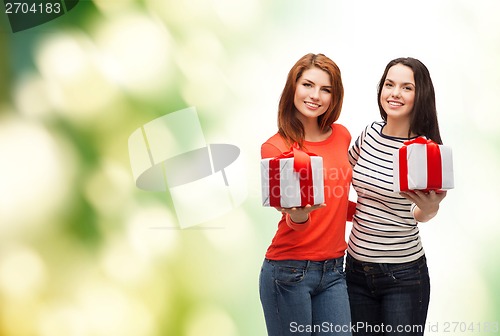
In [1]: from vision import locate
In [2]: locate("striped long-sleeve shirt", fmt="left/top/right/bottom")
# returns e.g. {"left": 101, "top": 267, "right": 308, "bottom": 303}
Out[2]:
{"left": 347, "top": 121, "right": 424, "bottom": 263}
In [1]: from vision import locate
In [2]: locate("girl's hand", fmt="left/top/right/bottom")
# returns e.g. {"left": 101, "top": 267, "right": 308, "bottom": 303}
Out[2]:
{"left": 276, "top": 203, "right": 327, "bottom": 223}
{"left": 400, "top": 190, "right": 447, "bottom": 222}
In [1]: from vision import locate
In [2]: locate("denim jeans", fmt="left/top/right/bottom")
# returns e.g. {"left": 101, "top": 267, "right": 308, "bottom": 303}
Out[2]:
{"left": 259, "top": 257, "right": 352, "bottom": 336}
{"left": 345, "top": 254, "right": 430, "bottom": 336}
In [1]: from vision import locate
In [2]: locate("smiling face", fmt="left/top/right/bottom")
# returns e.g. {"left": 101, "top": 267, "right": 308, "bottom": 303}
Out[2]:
{"left": 380, "top": 63, "right": 415, "bottom": 123}
{"left": 293, "top": 67, "right": 332, "bottom": 123}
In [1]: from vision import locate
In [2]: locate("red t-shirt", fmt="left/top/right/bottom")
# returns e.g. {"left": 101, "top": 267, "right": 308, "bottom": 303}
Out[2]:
{"left": 261, "top": 124, "right": 352, "bottom": 261}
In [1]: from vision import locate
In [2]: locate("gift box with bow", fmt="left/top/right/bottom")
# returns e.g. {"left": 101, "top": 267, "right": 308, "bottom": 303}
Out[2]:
{"left": 393, "top": 137, "right": 454, "bottom": 192}
{"left": 261, "top": 147, "right": 324, "bottom": 207}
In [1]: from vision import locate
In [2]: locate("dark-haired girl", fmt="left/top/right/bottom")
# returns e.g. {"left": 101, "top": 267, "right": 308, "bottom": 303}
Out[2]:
{"left": 346, "top": 57, "right": 447, "bottom": 335}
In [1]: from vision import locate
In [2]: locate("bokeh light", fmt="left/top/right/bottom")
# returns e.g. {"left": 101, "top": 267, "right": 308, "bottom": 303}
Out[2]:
{"left": 35, "top": 30, "right": 118, "bottom": 121}
{"left": 93, "top": 12, "right": 173, "bottom": 99}
{"left": 0, "top": 117, "right": 75, "bottom": 232}
{"left": 0, "top": 244, "right": 47, "bottom": 299}
{"left": 184, "top": 304, "right": 238, "bottom": 336}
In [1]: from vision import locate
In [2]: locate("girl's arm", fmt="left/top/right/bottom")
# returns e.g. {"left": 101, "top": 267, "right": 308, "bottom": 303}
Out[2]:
{"left": 279, "top": 203, "right": 327, "bottom": 231}
{"left": 346, "top": 132, "right": 363, "bottom": 222}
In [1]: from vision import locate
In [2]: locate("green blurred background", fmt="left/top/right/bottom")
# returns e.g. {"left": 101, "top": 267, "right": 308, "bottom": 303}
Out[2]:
{"left": 0, "top": 0, "right": 499, "bottom": 335}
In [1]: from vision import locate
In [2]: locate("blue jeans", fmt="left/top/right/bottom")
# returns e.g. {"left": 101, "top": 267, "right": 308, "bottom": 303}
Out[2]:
{"left": 259, "top": 257, "right": 352, "bottom": 336}
{"left": 345, "top": 254, "right": 430, "bottom": 336}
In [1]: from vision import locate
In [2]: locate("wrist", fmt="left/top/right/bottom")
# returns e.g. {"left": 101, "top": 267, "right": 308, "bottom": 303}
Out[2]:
{"left": 289, "top": 213, "right": 309, "bottom": 224}
{"left": 285, "top": 213, "right": 310, "bottom": 231}
{"left": 414, "top": 206, "right": 438, "bottom": 223}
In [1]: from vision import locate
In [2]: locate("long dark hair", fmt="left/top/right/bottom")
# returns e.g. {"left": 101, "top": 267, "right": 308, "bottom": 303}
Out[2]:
{"left": 278, "top": 53, "right": 343, "bottom": 148}
{"left": 377, "top": 57, "right": 442, "bottom": 144}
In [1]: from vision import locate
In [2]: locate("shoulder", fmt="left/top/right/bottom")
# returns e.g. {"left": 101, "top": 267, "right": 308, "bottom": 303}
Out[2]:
{"left": 369, "top": 121, "right": 385, "bottom": 134}
{"left": 356, "top": 121, "right": 384, "bottom": 138}
{"left": 330, "top": 123, "right": 351, "bottom": 145}
{"left": 331, "top": 123, "right": 350, "bottom": 136}
{"left": 262, "top": 132, "right": 287, "bottom": 149}
{"left": 261, "top": 133, "right": 288, "bottom": 158}
{"left": 349, "top": 121, "right": 382, "bottom": 148}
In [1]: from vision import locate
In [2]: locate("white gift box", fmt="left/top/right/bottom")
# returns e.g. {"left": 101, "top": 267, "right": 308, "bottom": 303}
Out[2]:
{"left": 261, "top": 155, "right": 324, "bottom": 208}
{"left": 393, "top": 138, "right": 454, "bottom": 192}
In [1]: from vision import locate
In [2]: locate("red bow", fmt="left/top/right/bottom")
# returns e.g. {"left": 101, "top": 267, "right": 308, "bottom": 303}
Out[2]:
{"left": 403, "top": 137, "right": 435, "bottom": 146}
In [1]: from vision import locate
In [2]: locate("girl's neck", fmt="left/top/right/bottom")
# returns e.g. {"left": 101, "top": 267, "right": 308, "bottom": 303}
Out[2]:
{"left": 383, "top": 118, "right": 415, "bottom": 139}
{"left": 302, "top": 119, "right": 331, "bottom": 142}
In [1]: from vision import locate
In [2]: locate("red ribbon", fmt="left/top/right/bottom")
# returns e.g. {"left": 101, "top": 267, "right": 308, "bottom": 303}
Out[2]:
{"left": 268, "top": 145, "right": 318, "bottom": 207}
{"left": 399, "top": 137, "right": 442, "bottom": 191}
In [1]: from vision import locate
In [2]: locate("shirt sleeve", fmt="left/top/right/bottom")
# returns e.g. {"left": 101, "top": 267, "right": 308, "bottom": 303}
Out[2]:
{"left": 285, "top": 213, "right": 311, "bottom": 231}
{"left": 346, "top": 201, "right": 357, "bottom": 222}
{"left": 410, "top": 203, "right": 418, "bottom": 220}
{"left": 348, "top": 136, "right": 361, "bottom": 167}
{"left": 348, "top": 126, "right": 369, "bottom": 167}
